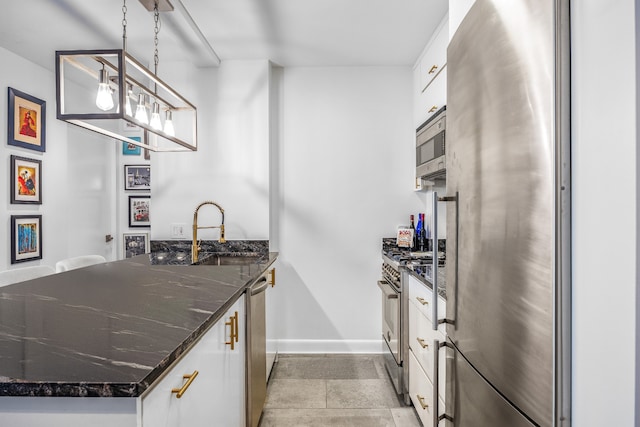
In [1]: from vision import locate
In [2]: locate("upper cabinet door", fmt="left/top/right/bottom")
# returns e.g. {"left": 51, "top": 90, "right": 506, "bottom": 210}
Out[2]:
{"left": 413, "top": 14, "right": 449, "bottom": 127}
{"left": 419, "top": 19, "right": 450, "bottom": 92}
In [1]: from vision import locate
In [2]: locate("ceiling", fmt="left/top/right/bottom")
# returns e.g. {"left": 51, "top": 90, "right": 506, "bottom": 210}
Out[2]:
{"left": 0, "top": 0, "right": 448, "bottom": 70}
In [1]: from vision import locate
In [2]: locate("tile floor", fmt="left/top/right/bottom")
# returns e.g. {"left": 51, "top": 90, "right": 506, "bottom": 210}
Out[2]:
{"left": 259, "top": 354, "right": 421, "bottom": 427}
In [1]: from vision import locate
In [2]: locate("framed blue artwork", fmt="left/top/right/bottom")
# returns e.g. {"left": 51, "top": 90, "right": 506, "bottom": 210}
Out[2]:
{"left": 122, "top": 136, "right": 142, "bottom": 155}
{"left": 11, "top": 215, "right": 42, "bottom": 264}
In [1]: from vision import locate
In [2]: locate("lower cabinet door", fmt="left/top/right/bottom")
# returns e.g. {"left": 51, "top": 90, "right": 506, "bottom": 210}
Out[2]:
{"left": 141, "top": 295, "right": 245, "bottom": 427}
{"left": 409, "top": 301, "right": 447, "bottom": 399}
{"left": 409, "top": 350, "right": 444, "bottom": 427}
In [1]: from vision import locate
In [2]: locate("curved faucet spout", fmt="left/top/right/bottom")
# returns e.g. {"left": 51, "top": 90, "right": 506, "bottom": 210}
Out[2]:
{"left": 192, "top": 201, "right": 225, "bottom": 263}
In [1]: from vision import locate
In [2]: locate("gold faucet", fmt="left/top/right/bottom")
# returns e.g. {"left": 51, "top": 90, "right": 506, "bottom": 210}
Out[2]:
{"left": 192, "top": 201, "right": 225, "bottom": 263}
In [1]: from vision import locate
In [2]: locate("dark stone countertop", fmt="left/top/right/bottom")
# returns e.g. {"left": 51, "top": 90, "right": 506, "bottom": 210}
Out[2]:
{"left": 381, "top": 237, "right": 447, "bottom": 299}
{"left": 0, "top": 242, "right": 277, "bottom": 398}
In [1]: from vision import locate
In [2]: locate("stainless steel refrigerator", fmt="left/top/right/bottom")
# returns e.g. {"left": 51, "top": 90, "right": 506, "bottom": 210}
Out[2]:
{"left": 441, "top": 0, "right": 571, "bottom": 426}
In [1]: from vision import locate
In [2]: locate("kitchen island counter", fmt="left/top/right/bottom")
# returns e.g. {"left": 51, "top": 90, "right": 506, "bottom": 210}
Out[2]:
{"left": 0, "top": 251, "right": 277, "bottom": 398}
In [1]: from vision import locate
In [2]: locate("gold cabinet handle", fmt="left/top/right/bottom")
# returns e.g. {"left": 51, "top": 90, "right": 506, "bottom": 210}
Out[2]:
{"left": 428, "top": 105, "right": 438, "bottom": 113}
{"left": 428, "top": 64, "right": 438, "bottom": 74}
{"left": 416, "top": 394, "right": 429, "bottom": 410}
{"left": 269, "top": 268, "right": 276, "bottom": 287}
{"left": 416, "top": 337, "right": 429, "bottom": 349}
{"left": 171, "top": 371, "right": 199, "bottom": 398}
{"left": 233, "top": 310, "right": 239, "bottom": 343}
{"left": 416, "top": 297, "right": 429, "bottom": 306}
{"left": 225, "top": 311, "right": 239, "bottom": 350}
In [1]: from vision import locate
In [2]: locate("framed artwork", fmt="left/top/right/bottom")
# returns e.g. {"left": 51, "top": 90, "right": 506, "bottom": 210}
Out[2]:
{"left": 122, "top": 136, "right": 142, "bottom": 155}
{"left": 123, "top": 233, "right": 150, "bottom": 258}
{"left": 11, "top": 215, "right": 42, "bottom": 264}
{"left": 10, "top": 155, "right": 42, "bottom": 204}
{"left": 128, "top": 195, "right": 150, "bottom": 227}
{"left": 8, "top": 87, "right": 46, "bottom": 152}
{"left": 124, "top": 165, "right": 151, "bottom": 190}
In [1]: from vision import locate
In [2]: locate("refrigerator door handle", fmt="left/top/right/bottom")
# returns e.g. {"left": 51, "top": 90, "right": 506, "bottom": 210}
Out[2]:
{"left": 434, "top": 339, "right": 454, "bottom": 425}
{"left": 432, "top": 192, "right": 457, "bottom": 331}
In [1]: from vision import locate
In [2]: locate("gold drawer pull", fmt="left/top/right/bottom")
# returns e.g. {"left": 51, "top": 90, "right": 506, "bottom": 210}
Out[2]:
{"left": 225, "top": 311, "right": 239, "bottom": 350}
{"left": 171, "top": 371, "right": 199, "bottom": 398}
{"left": 416, "top": 297, "right": 429, "bottom": 306}
{"left": 428, "top": 105, "right": 438, "bottom": 113}
{"left": 269, "top": 268, "right": 276, "bottom": 287}
{"left": 416, "top": 338, "right": 429, "bottom": 349}
{"left": 428, "top": 64, "right": 438, "bottom": 74}
{"left": 416, "top": 394, "right": 429, "bottom": 410}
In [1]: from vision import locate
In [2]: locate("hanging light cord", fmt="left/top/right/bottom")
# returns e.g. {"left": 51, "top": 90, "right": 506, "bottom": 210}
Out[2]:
{"left": 122, "top": 0, "right": 128, "bottom": 51}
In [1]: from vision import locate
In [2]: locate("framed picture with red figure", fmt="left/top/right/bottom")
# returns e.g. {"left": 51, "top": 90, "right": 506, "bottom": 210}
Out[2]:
{"left": 10, "top": 155, "right": 42, "bottom": 204}
{"left": 8, "top": 87, "right": 46, "bottom": 152}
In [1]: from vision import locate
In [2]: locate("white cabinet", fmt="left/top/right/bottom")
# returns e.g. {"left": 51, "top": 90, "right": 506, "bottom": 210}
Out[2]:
{"left": 418, "top": 20, "right": 449, "bottom": 93}
{"left": 141, "top": 295, "right": 246, "bottom": 427}
{"left": 407, "top": 274, "right": 446, "bottom": 426}
{"left": 413, "top": 15, "right": 449, "bottom": 128}
{"left": 409, "top": 350, "right": 445, "bottom": 427}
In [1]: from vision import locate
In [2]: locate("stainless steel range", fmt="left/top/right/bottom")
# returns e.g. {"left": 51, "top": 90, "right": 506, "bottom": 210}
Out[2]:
{"left": 378, "top": 251, "right": 407, "bottom": 402}
{"left": 378, "top": 241, "right": 446, "bottom": 404}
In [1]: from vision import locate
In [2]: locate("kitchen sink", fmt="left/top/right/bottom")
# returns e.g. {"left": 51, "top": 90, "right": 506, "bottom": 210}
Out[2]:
{"left": 196, "top": 253, "right": 265, "bottom": 266}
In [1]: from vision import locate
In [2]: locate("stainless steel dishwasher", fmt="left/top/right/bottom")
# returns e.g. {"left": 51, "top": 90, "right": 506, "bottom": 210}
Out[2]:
{"left": 246, "top": 272, "right": 269, "bottom": 427}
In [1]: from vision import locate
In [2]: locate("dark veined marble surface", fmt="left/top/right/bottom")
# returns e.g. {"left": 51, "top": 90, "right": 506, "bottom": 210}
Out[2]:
{"left": 150, "top": 239, "right": 270, "bottom": 265}
{"left": 0, "top": 244, "right": 277, "bottom": 398}
{"left": 381, "top": 237, "right": 447, "bottom": 299}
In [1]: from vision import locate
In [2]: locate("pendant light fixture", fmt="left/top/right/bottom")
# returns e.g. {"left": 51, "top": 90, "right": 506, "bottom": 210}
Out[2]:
{"left": 164, "top": 110, "right": 175, "bottom": 136}
{"left": 55, "top": 0, "right": 197, "bottom": 152}
{"left": 95, "top": 65, "right": 114, "bottom": 111}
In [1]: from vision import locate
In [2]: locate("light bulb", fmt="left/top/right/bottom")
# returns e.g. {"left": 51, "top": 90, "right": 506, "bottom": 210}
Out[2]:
{"left": 150, "top": 102, "right": 162, "bottom": 130}
{"left": 125, "top": 84, "right": 133, "bottom": 116}
{"left": 135, "top": 93, "right": 149, "bottom": 124}
{"left": 164, "top": 110, "right": 175, "bottom": 136}
{"left": 95, "top": 68, "right": 114, "bottom": 111}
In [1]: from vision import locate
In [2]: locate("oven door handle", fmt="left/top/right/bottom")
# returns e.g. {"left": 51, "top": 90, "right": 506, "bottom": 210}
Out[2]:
{"left": 377, "top": 280, "right": 399, "bottom": 299}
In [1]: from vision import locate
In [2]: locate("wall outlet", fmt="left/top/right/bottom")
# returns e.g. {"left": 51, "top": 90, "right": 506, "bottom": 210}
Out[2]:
{"left": 171, "top": 223, "right": 188, "bottom": 239}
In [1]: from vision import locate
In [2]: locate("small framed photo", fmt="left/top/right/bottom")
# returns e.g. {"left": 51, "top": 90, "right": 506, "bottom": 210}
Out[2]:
{"left": 124, "top": 165, "right": 151, "bottom": 191}
{"left": 8, "top": 87, "right": 46, "bottom": 152}
{"left": 10, "top": 155, "right": 42, "bottom": 204}
{"left": 11, "top": 215, "right": 42, "bottom": 264}
{"left": 123, "top": 233, "right": 150, "bottom": 258}
{"left": 122, "top": 136, "right": 142, "bottom": 155}
{"left": 128, "top": 195, "right": 150, "bottom": 227}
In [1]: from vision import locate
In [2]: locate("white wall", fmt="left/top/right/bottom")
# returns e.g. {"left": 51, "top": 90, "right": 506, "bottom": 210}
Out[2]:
{"left": 0, "top": 47, "right": 116, "bottom": 271}
{"left": 449, "top": 0, "right": 476, "bottom": 40}
{"left": 274, "top": 66, "right": 425, "bottom": 352}
{"left": 571, "top": 1, "right": 637, "bottom": 425}
{"left": 152, "top": 60, "right": 270, "bottom": 241}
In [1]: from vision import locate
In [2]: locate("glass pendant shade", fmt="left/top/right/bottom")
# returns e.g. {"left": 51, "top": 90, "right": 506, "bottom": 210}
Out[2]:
{"left": 56, "top": 49, "right": 197, "bottom": 152}
{"left": 150, "top": 102, "right": 162, "bottom": 130}
{"left": 135, "top": 93, "right": 149, "bottom": 124}
{"left": 95, "top": 68, "right": 114, "bottom": 111}
{"left": 164, "top": 110, "right": 175, "bottom": 136}
{"left": 124, "top": 84, "right": 133, "bottom": 116}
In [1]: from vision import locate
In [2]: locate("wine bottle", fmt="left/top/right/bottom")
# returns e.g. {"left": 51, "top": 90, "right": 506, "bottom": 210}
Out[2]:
{"left": 410, "top": 215, "right": 416, "bottom": 250}
{"left": 416, "top": 213, "right": 424, "bottom": 252}
{"left": 422, "top": 213, "right": 429, "bottom": 252}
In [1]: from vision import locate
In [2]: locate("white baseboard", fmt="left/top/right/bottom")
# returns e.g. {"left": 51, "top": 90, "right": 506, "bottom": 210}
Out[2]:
{"left": 276, "top": 339, "right": 385, "bottom": 354}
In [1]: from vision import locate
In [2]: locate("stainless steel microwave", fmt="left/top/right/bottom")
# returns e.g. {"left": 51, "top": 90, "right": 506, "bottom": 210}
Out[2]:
{"left": 416, "top": 106, "right": 446, "bottom": 179}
